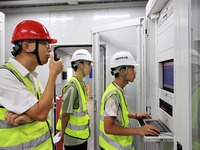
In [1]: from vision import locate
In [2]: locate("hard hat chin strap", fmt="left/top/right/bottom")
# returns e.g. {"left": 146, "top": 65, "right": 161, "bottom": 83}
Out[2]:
{"left": 119, "top": 66, "right": 129, "bottom": 84}
{"left": 76, "top": 61, "right": 86, "bottom": 77}
{"left": 81, "top": 61, "right": 86, "bottom": 77}
{"left": 29, "top": 40, "right": 42, "bottom": 65}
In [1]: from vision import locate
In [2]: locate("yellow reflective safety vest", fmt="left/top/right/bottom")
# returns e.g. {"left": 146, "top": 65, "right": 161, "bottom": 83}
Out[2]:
{"left": 0, "top": 63, "right": 53, "bottom": 150}
{"left": 56, "top": 76, "right": 90, "bottom": 139}
{"left": 192, "top": 87, "right": 200, "bottom": 149}
{"left": 99, "top": 83, "right": 134, "bottom": 150}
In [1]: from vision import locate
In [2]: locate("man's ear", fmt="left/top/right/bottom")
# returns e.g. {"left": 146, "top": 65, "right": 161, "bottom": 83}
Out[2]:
{"left": 78, "top": 62, "right": 83, "bottom": 69}
{"left": 22, "top": 41, "right": 31, "bottom": 52}
{"left": 120, "top": 68, "right": 125, "bottom": 76}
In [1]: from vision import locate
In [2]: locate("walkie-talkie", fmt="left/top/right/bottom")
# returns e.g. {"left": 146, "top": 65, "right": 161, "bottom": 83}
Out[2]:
{"left": 54, "top": 53, "right": 60, "bottom": 61}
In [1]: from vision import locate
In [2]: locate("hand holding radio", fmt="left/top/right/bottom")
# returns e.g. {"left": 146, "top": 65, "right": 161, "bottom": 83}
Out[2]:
{"left": 49, "top": 55, "right": 63, "bottom": 76}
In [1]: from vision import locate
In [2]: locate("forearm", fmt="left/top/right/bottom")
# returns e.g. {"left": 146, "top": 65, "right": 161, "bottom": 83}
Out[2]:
{"left": 129, "top": 112, "right": 137, "bottom": 119}
{"left": 105, "top": 124, "right": 140, "bottom": 136}
{"left": 104, "top": 116, "right": 140, "bottom": 136}
{"left": 61, "top": 113, "right": 70, "bottom": 132}
{"left": 105, "top": 115, "right": 159, "bottom": 136}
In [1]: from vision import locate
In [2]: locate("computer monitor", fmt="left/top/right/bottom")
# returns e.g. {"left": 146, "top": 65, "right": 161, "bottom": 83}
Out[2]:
{"left": 163, "top": 60, "right": 174, "bottom": 93}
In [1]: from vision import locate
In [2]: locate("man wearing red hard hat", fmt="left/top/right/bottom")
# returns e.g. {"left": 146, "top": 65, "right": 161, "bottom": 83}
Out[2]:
{"left": 0, "top": 20, "right": 63, "bottom": 149}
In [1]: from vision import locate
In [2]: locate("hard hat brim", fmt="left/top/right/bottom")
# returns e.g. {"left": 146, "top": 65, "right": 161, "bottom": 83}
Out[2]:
{"left": 49, "top": 38, "right": 57, "bottom": 44}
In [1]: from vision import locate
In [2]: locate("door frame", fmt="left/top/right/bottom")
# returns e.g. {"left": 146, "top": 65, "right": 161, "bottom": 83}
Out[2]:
{"left": 92, "top": 17, "right": 146, "bottom": 150}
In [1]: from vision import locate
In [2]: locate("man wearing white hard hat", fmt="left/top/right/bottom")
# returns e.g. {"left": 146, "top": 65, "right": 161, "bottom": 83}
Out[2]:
{"left": 56, "top": 49, "right": 93, "bottom": 150}
{"left": 99, "top": 50, "right": 159, "bottom": 150}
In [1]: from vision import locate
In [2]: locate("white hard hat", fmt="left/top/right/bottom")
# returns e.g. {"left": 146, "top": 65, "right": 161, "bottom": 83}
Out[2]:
{"left": 71, "top": 49, "right": 93, "bottom": 62}
{"left": 110, "top": 50, "right": 138, "bottom": 69}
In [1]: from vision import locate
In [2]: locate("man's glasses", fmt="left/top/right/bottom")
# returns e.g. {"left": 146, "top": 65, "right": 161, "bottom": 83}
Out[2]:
{"left": 38, "top": 41, "right": 50, "bottom": 48}
{"left": 86, "top": 62, "right": 92, "bottom": 66}
{"left": 28, "top": 40, "right": 50, "bottom": 48}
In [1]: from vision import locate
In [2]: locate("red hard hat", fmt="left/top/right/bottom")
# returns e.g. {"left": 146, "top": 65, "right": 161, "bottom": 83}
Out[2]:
{"left": 11, "top": 20, "right": 57, "bottom": 44}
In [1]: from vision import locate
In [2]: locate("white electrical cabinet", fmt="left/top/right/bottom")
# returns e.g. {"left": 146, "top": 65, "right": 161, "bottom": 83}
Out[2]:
{"left": 0, "top": 12, "right": 5, "bottom": 65}
{"left": 143, "top": 1, "right": 175, "bottom": 150}
{"left": 145, "top": 0, "right": 194, "bottom": 150}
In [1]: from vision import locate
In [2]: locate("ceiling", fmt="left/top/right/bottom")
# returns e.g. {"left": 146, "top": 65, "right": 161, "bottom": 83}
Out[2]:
{"left": 0, "top": 0, "right": 148, "bottom": 10}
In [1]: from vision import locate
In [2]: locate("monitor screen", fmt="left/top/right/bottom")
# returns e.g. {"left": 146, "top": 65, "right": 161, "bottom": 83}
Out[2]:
{"left": 163, "top": 60, "right": 174, "bottom": 93}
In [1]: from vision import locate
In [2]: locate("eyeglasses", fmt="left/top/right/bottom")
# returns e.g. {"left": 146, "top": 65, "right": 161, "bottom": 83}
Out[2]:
{"left": 28, "top": 40, "right": 50, "bottom": 48}
{"left": 86, "top": 62, "right": 92, "bottom": 66}
{"left": 39, "top": 41, "right": 50, "bottom": 48}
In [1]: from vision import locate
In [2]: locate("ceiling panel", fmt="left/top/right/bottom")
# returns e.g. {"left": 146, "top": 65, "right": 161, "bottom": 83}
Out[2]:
{"left": 0, "top": 0, "right": 147, "bottom": 9}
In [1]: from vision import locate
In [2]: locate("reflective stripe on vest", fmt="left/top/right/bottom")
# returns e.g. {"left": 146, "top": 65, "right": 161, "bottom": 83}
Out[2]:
{"left": 0, "top": 63, "right": 52, "bottom": 149}
{"left": 0, "top": 119, "right": 36, "bottom": 129}
{"left": 99, "top": 83, "right": 134, "bottom": 150}
{"left": 56, "top": 77, "right": 90, "bottom": 139}
{"left": 99, "top": 131, "right": 134, "bottom": 150}
{"left": 58, "top": 110, "right": 88, "bottom": 119}
{"left": 0, "top": 129, "right": 51, "bottom": 150}
{"left": 0, "top": 64, "right": 26, "bottom": 86}
{"left": 67, "top": 123, "right": 88, "bottom": 130}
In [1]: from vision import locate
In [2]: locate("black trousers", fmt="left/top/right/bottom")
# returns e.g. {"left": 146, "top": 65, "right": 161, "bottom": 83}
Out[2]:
{"left": 64, "top": 141, "right": 87, "bottom": 150}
